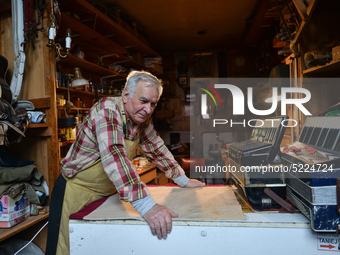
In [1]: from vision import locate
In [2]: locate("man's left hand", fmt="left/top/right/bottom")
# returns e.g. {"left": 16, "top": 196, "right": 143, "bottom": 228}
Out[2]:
{"left": 184, "top": 179, "right": 205, "bottom": 188}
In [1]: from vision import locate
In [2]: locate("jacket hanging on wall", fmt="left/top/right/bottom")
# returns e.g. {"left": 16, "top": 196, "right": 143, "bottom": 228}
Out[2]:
{"left": 0, "top": 98, "right": 29, "bottom": 146}
{"left": 0, "top": 55, "right": 29, "bottom": 146}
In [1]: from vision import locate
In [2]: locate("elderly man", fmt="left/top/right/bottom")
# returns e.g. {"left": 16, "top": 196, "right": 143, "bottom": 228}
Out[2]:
{"left": 46, "top": 71, "right": 205, "bottom": 255}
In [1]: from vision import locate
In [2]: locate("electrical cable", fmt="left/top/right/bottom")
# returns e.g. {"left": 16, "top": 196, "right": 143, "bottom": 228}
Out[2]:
{"left": 13, "top": 221, "right": 49, "bottom": 255}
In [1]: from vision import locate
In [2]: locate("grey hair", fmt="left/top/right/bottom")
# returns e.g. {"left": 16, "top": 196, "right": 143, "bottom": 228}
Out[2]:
{"left": 124, "top": 70, "right": 163, "bottom": 98}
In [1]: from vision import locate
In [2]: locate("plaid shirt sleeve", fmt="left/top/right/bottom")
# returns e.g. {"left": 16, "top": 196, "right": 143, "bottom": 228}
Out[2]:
{"left": 93, "top": 101, "right": 150, "bottom": 202}
{"left": 139, "top": 120, "right": 186, "bottom": 180}
{"left": 62, "top": 98, "right": 150, "bottom": 202}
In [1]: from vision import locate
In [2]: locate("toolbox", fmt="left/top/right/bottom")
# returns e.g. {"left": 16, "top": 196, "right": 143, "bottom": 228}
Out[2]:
{"left": 281, "top": 116, "right": 340, "bottom": 232}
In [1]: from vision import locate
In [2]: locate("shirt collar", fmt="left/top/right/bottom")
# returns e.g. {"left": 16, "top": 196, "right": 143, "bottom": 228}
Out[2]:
{"left": 120, "top": 97, "right": 130, "bottom": 122}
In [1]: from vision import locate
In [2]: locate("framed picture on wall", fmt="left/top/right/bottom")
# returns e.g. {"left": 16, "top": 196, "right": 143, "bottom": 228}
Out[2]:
{"left": 178, "top": 76, "right": 188, "bottom": 86}
{"left": 227, "top": 49, "right": 249, "bottom": 77}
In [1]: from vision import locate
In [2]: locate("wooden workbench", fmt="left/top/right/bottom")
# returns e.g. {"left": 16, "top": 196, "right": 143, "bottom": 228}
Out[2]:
{"left": 137, "top": 163, "right": 157, "bottom": 184}
{"left": 67, "top": 185, "right": 336, "bottom": 255}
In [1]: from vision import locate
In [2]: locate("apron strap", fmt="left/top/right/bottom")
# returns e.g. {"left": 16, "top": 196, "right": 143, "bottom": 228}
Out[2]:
{"left": 121, "top": 107, "right": 128, "bottom": 139}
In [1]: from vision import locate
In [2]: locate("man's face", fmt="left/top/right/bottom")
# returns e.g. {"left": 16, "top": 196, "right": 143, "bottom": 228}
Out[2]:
{"left": 122, "top": 80, "right": 160, "bottom": 125}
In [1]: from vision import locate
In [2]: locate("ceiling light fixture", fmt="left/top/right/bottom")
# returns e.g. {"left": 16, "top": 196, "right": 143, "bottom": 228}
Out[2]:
{"left": 71, "top": 67, "right": 89, "bottom": 88}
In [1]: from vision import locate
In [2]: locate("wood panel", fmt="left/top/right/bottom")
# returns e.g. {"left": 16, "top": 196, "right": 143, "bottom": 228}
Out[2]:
{"left": 58, "top": 13, "right": 127, "bottom": 57}
{"left": 44, "top": 18, "right": 61, "bottom": 190}
{"left": 59, "top": 0, "right": 158, "bottom": 56}
{"left": 16, "top": 218, "right": 48, "bottom": 253}
{"left": 140, "top": 169, "right": 157, "bottom": 184}
{"left": 29, "top": 97, "right": 51, "bottom": 109}
{"left": 0, "top": 6, "right": 59, "bottom": 248}
{"left": 137, "top": 164, "right": 158, "bottom": 184}
{"left": 0, "top": 214, "right": 48, "bottom": 242}
{"left": 1, "top": 6, "right": 58, "bottom": 188}
{"left": 57, "top": 55, "right": 125, "bottom": 79}
{"left": 20, "top": 32, "right": 48, "bottom": 100}
{"left": 0, "top": 12, "right": 14, "bottom": 73}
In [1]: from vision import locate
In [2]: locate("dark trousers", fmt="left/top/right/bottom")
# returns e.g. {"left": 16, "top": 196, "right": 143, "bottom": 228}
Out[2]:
{"left": 45, "top": 174, "right": 66, "bottom": 255}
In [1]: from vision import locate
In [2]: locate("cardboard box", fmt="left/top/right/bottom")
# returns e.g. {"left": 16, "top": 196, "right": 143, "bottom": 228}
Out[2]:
{"left": 0, "top": 189, "right": 30, "bottom": 228}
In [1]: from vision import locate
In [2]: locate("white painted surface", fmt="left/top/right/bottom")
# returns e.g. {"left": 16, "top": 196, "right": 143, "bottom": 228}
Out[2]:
{"left": 69, "top": 213, "right": 338, "bottom": 254}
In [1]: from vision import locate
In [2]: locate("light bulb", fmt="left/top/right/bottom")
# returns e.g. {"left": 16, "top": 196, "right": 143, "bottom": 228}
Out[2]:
{"left": 48, "top": 23, "right": 56, "bottom": 40}
{"left": 65, "top": 28, "right": 72, "bottom": 49}
{"left": 47, "top": 22, "right": 56, "bottom": 48}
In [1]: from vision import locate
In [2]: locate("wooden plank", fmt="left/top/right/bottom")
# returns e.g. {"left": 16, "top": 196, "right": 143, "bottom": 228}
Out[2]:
{"left": 0, "top": 214, "right": 49, "bottom": 242}
{"left": 57, "top": 55, "right": 125, "bottom": 78}
{"left": 292, "top": 0, "right": 307, "bottom": 21}
{"left": 59, "top": 13, "right": 163, "bottom": 77}
{"left": 63, "top": 0, "right": 159, "bottom": 56}
{"left": 28, "top": 123, "right": 50, "bottom": 128}
{"left": 58, "top": 106, "right": 91, "bottom": 112}
{"left": 16, "top": 219, "right": 48, "bottom": 253}
{"left": 29, "top": 97, "right": 51, "bottom": 109}
{"left": 290, "top": 0, "right": 318, "bottom": 47}
{"left": 56, "top": 87, "right": 106, "bottom": 98}
{"left": 43, "top": 13, "right": 61, "bottom": 192}
{"left": 140, "top": 169, "right": 157, "bottom": 184}
{"left": 0, "top": 13, "right": 14, "bottom": 71}
{"left": 59, "top": 13, "right": 128, "bottom": 56}
{"left": 136, "top": 164, "right": 157, "bottom": 183}
{"left": 303, "top": 59, "right": 340, "bottom": 77}
{"left": 26, "top": 126, "right": 52, "bottom": 137}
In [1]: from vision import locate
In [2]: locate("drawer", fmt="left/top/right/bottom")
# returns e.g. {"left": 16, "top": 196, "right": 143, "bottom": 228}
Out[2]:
{"left": 140, "top": 169, "right": 157, "bottom": 183}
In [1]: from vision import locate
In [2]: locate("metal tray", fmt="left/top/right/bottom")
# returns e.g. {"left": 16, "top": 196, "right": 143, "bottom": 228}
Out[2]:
{"left": 287, "top": 187, "right": 340, "bottom": 232}
{"left": 285, "top": 172, "right": 337, "bottom": 205}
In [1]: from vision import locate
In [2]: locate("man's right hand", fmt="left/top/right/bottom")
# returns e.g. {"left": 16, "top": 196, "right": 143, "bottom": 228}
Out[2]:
{"left": 143, "top": 204, "right": 178, "bottom": 240}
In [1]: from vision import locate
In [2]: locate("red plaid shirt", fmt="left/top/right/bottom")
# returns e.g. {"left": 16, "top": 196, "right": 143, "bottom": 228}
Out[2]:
{"left": 61, "top": 97, "right": 186, "bottom": 202}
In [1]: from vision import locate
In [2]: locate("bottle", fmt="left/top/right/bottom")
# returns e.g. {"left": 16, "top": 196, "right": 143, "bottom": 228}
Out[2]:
{"left": 89, "top": 73, "right": 96, "bottom": 93}
{"left": 100, "top": 77, "right": 106, "bottom": 94}
{"left": 108, "top": 85, "right": 113, "bottom": 95}
{"left": 56, "top": 65, "right": 62, "bottom": 88}
{"left": 84, "top": 82, "right": 90, "bottom": 92}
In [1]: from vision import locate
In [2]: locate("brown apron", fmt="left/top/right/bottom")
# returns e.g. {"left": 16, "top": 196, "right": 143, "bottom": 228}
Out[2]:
{"left": 56, "top": 138, "right": 139, "bottom": 255}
